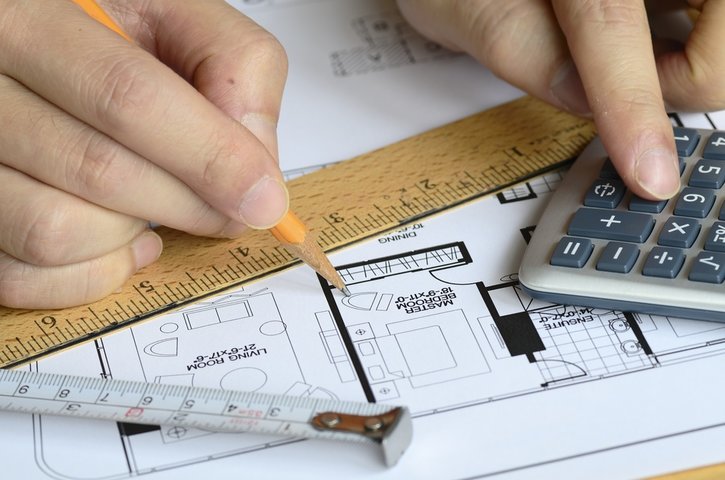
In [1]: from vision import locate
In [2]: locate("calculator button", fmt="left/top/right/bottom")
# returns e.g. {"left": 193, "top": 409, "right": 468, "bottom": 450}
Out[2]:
{"left": 673, "top": 127, "right": 700, "bottom": 156}
{"left": 673, "top": 187, "right": 716, "bottom": 218}
{"left": 568, "top": 208, "right": 654, "bottom": 243}
{"left": 550, "top": 237, "right": 593, "bottom": 268}
{"left": 689, "top": 159, "right": 725, "bottom": 188}
{"left": 703, "top": 132, "right": 725, "bottom": 160}
{"left": 584, "top": 178, "right": 626, "bottom": 208}
{"left": 599, "top": 158, "right": 619, "bottom": 179}
{"left": 657, "top": 217, "right": 701, "bottom": 248}
{"left": 642, "top": 247, "right": 685, "bottom": 278}
{"left": 704, "top": 222, "right": 725, "bottom": 252}
{"left": 596, "top": 242, "right": 639, "bottom": 273}
{"left": 629, "top": 196, "right": 667, "bottom": 213}
{"left": 689, "top": 252, "right": 725, "bottom": 284}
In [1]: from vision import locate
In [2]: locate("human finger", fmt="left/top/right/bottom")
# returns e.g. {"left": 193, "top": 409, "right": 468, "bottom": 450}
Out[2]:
{"left": 104, "top": 0, "right": 289, "bottom": 161}
{"left": 396, "top": 0, "right": 591, "bottom": 115}
{"left": 0, "top": 74, "right": 247, "bottom": 238}
{"left": 552, "top": 0, "right": 681, "bottom": 200}
{"left": 655, "top": 0, "right": 725, "bottom": 111}
{"left": 0, "top": 230, "right": 162, "bottom": 309}
{"left": 0, "top": 1, "right": 287, "bottom": 229}
{"left": 0, "top": 164, "right": 150, "bottom": 267}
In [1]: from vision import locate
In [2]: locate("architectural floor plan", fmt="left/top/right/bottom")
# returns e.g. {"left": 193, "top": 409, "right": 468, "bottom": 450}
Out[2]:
{"left": 3, "top": 1, "right": 725, "bottom": 478}
{"left": 7, "top": 161, "right": 725, "bottom": 479}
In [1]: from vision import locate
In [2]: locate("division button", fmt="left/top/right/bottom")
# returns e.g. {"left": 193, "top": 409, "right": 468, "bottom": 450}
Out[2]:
{"left": 642, "top": 247, "right": 685, "bottom": 278}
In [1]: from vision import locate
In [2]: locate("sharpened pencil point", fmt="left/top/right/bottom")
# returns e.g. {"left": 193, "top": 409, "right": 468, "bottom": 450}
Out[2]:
{"left": 341, "top": 286, "right": 351, "bottom": 297}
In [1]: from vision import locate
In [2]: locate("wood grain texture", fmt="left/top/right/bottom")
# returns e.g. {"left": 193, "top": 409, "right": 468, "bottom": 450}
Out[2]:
{"left": 0, "top": 96, "right": 594, "bottom": 368}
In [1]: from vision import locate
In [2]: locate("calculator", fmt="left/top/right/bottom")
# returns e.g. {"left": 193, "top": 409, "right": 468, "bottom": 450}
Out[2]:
{"left": 518, "top": 127, "right": 725, "bottom": 321}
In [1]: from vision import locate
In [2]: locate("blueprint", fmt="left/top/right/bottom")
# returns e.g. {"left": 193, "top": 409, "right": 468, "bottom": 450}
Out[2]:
{"left": 7, "top": 121, "right": 725, "bottom": 478}
{"left": 4, "top": 0, "right": 725, "bottom": 478}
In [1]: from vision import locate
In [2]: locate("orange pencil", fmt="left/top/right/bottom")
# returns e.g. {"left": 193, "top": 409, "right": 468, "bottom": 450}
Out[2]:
{"left": 71, "top": 0, "right": 350, "bottom": 295}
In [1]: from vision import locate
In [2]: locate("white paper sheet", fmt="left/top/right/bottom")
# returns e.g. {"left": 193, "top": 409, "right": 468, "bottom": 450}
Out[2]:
{"left": 4, "top": 2, "right": 725, "bottom": 479}
{"left": 226, "top": 0, "right": 524, "bottom": 173}
{"left": 5, "top": 162, "right": 725, "bottom": 479}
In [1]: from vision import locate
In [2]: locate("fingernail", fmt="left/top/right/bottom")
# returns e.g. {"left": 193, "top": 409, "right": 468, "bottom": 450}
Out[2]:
{"left": 635, "top": 147, "right": 681, "bottom": 199}
{"left": 241, "top": 112, "right": 279, "bottom": 161}
{"left": 238, "top": 176, "right": 289, "bottom": 229}
{"left": 131, "top": 231, "right": 163, "bottom": 270}
{"left": 550, "top": 61, "right": 591, "bottom": 116}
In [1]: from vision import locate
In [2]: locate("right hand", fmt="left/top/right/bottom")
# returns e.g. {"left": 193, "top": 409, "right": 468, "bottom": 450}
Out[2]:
{"left": 0, "top": 0, "right": 289, "bottom": 309}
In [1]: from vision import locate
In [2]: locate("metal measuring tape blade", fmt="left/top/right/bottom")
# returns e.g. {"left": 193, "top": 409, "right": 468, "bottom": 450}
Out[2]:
{"left": 0, "top": 369, "right": 413, "bottom": 467}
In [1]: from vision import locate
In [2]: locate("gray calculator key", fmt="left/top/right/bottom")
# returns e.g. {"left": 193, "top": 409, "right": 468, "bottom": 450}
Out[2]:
{"left": 550, "top": 237, "right": 593, "bottom": 268}
{"left": 703, "top": 132, "right": 725, "bottom": 160}
{"left": 704, "top": 222, "right": 725, "bottom": 252}
{"left": 596, "top": 242, "right": 639, "bottom": 273}
{"left": 629, "top": 196, "right": 667, "bottom": 213}
{"left": 568, "top": 208, "right": 654, "bottom": 243}
{"left": 673, "top": 127, "right": 700, "bottom": 156}
{"left": 584, "top": 178, "right": 626, "bottom": 208}
{"left": 642, "top": 247, "right": 685, "bottom": 278}
{"left": 689, "top": 251, "right": 725, "bottom": 284}
{"left": 599, "top": 158, "right": 619, "bottom": 179}
{"left": 689, "top": 159, "right": 725, "bottom": 188}
{"left": 658, "top": 216, "right": 701, "bottom": 248}
{"left": 674, "top": 187, "right": 716, "bottom": 218}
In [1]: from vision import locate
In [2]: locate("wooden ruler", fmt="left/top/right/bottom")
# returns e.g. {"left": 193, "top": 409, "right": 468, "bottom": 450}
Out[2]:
{"left": 0, "top": 96, "right": 595, "bottom": 368}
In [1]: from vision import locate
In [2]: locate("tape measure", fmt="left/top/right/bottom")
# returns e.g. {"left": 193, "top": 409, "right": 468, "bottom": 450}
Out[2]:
{"left": 0, "top": 96, "right": 595, "bottom": 368}
{"left": 0, "top": 369, "right": 412, "bottom": 467}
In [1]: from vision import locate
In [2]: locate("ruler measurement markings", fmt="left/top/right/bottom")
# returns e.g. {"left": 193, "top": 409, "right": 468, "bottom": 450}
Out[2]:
{"left": 0, "top": 98, "right": 596, "bottom": 368}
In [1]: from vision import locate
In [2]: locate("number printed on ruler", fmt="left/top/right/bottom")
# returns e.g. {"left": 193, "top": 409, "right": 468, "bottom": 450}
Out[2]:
{"left": 0, "top": 97, "right": 595, "bottom": 368}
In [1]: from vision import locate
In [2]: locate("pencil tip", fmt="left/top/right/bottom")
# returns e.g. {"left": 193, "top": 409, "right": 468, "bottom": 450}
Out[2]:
{"left": 341, "top": 286, "right": 352, "bottom": 297}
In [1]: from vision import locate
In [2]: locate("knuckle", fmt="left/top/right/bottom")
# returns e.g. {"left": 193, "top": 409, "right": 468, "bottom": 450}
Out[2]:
{"left": 91, "top": 57, "right": 159, "bottom": 131}
{"left": 566, "top": 0, "right": 645, "bottom": 30}
{"left": 243, "top": 31, "right": 288, "bottom": 70}
{"left": 599, "top": 85, "right": 664, "bottom": 115}
{"left": 461, "top": 2, "right": 533, "bottom": 70}
{"left": 19, "top": 203, "right": 75, "bottom": 266}
{"left": 0, "top": 254, "right": 30, "bottom": 309}
{"left": 72, "top": 132, "right": 129, "bottom": 200}
{"left": 686, "top": 58, "right": 725, "bottom": 110}
{"left": 198, "top": 128, "right": 248, "bottom": 189}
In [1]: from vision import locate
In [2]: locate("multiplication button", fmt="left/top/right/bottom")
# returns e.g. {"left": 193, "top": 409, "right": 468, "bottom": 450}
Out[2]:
{"left": 658, "top": 217, "right": 701, "bottom": 248}
{"left": 550, "top": 237, "right": 593, "bottom": 268}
